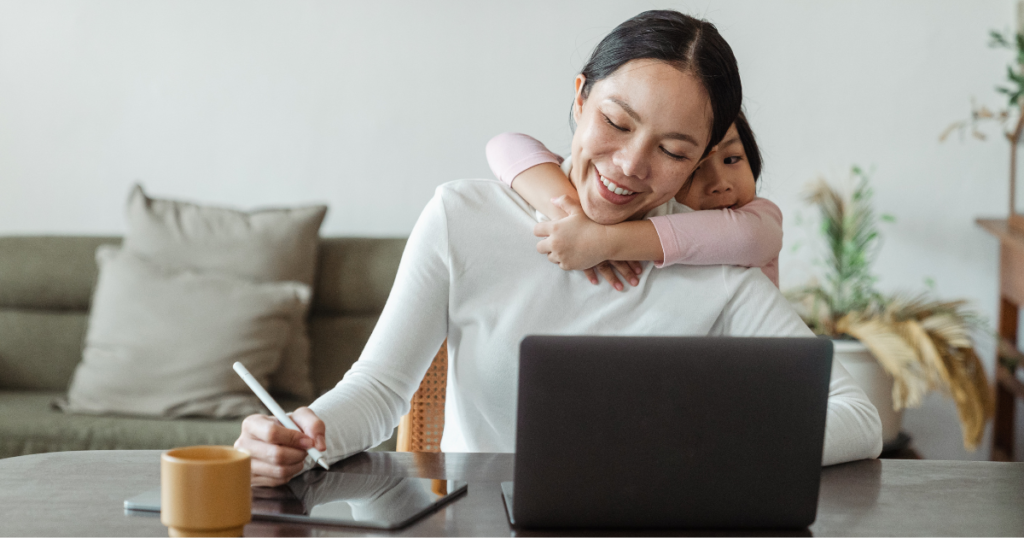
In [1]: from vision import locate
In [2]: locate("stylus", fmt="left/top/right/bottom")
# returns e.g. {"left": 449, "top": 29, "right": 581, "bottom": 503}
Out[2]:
{"left": 232, "top": 361, "right": 331, "bottom": 470}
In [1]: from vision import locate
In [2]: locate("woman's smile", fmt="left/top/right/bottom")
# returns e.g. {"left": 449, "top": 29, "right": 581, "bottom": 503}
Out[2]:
{"left": 595, "top": 169, "right": 639, "bottom": 204}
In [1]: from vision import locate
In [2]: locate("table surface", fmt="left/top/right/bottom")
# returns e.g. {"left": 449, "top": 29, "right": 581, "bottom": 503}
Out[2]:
{"left": 1, "top": 450, "right": 1022, "bottom": 537}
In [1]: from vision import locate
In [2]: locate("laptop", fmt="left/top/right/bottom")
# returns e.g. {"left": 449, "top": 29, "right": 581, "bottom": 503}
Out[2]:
{"left": 502, "top": 336, "right": 833, "bottom": 530}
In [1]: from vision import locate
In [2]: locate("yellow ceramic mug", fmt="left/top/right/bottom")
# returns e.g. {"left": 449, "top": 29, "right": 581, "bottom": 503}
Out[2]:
{"left": 160, "top": 446, "right": 251, "bottom": 537}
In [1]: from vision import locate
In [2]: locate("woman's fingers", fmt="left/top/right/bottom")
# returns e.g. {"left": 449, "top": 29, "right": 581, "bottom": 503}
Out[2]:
{"left": 583, "top": 267, "right": 599, "bottom": 285}
{"left": 250, "top": 458, "right": 306, "bottom": 487}
{"left": 627, "top": 260, "right": 643, "bottom": 275}
{"left": 243, "top": 414, "right": 313, "bottom": 449}
{"left": 291, "top": 407, "right": 326, "bottom": 451}
{"left": 610, "top": 261, "right": 639, "bottom": 286}
{"left": 595, "top": 263, "right": 625, "bottom": 291}
{"left": 236, "top": 413, "right": 317, "bottom": 485}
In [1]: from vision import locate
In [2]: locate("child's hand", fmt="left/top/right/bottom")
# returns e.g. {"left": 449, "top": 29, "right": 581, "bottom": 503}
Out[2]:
{"left": 534, "top": 196, "right": 643, "bottom": 291}
{"left": 534, "top": 196, "right": 610, "bottom": 271}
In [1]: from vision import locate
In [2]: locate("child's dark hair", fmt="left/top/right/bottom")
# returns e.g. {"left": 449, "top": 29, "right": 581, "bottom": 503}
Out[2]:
{"left": 573, "top": 10, "right": 742, "bottom": 157}
{"left": 734, "top": 111, "right": 762, "bottom": 181}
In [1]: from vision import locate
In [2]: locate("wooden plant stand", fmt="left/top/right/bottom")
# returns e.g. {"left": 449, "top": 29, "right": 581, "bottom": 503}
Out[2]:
{"left": 978, "top": 218, "right": 1024, "bottom": 461}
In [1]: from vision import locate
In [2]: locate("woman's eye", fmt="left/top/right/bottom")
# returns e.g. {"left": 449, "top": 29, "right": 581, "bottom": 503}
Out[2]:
{"left": 661, "top": 148, "right": 686, "bottom": 161}
{"left": 603, "top": 115, "right": 628, "bottom": 132}
{"left": 723, "top": 156, "right": 743, "bottom": 165}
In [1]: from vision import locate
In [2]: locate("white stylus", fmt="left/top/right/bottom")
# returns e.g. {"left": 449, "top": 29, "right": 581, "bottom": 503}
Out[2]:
{"left": 232, "top": 361, "right": 330, "bottom": 470}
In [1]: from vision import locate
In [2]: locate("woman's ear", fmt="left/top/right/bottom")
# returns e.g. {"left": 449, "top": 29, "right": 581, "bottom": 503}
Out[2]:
{"left": 573, "top": 74, "right": 587, "bottom": 122}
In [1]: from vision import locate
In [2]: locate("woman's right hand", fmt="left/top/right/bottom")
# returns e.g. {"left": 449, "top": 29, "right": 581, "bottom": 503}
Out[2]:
{"left": 584, "top": 261, "right": 643, "bottom": 291}
{"left": 235, "top": 406, "right": 327, "bottom": 487}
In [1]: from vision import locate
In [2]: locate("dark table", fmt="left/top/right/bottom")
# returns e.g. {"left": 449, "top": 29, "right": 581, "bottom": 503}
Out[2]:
{"left": 1, "top": 450, "right": 1022, "bottom": 536}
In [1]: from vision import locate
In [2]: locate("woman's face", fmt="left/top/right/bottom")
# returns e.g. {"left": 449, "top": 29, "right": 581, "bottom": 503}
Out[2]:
{"left": 569, "top": 59, "right": 712, "bottom": 224}
{"left": 675, "top": 123, "right": 757, "bottom": 210}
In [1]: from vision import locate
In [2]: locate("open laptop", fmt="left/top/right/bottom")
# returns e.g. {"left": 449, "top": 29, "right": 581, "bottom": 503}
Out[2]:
{"left": 502, "top": 336, "right": 833, "bottom": 530}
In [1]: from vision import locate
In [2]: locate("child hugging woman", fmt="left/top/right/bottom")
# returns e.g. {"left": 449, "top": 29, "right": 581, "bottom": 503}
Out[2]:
{"left": 486, "top": 111, "right": 781, "bottom": 290}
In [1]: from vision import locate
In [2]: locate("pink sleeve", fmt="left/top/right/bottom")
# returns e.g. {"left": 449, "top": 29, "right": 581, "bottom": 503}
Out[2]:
{"left": 485, "top": 132, "right": 564, "bottom": 187}
{"left": 650, "top": 197, "right": 783, "bottom": 286}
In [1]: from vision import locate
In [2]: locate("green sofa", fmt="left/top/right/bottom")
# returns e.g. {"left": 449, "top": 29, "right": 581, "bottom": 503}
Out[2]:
{"left": 0, "top": 235, "right": 406, "bottom": 458}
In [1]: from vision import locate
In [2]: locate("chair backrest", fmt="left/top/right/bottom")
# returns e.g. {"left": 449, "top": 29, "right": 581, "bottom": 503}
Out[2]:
{"left": 396, "top": 341, "right": 447, "bottom": 452}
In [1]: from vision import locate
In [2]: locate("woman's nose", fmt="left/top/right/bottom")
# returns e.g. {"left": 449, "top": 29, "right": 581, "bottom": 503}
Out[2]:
{"left": 613, "top": 142, "right": 650, "bottom": 180}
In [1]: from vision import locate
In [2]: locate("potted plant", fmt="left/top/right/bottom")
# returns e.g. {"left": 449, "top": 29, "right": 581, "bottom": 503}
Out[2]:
{"left": 787, "top": 166, "right": 993, "bottom": 450}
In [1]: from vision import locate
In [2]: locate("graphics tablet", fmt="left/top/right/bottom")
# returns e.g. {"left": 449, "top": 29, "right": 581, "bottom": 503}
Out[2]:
{"left": 125, "top": 471, "right": 467, "bottom": 530}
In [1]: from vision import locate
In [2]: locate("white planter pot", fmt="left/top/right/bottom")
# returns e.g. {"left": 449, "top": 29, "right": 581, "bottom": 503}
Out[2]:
{"left": 832, "top": 339, "right": 903, "bottom": 445}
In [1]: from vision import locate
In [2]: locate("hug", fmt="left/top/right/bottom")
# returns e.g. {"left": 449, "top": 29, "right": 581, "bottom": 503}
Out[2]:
{"left": 235, "top": 9, "right": 883, "bottom": 488}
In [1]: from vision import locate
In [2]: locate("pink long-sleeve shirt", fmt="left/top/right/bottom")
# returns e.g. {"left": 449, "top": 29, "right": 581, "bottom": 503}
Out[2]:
{"left": 485, "top": 132, "right": 781, "bottom": 287}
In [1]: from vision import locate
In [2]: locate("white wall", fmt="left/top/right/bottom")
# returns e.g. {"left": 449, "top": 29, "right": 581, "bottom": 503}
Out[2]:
{"left": 1, "top": 0, "right": 1019, "bottom": 460}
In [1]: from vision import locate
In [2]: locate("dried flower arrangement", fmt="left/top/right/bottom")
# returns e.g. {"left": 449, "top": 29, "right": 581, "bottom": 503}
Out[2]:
{"left": 788, "top": 167, "right": 993, "bottom": 450}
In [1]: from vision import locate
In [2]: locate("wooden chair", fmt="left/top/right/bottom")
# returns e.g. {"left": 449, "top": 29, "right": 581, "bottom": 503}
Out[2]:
{"left": 396, "top": 341, "right": 448, "bottom": 452}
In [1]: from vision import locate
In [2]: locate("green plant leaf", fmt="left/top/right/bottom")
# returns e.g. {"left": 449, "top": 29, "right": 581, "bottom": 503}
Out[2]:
{"left": 990, "top": 29, "right": 1011, "bottom": 48}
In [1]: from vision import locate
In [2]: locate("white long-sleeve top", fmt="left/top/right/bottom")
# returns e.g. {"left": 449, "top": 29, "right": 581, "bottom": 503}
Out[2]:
{"left": 309, "top": 179, "right": 883, "bottom": 468}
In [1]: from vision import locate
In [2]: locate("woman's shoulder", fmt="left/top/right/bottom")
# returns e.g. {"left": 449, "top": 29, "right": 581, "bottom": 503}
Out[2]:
{"left": 432, "top": 179, "right": 536, "bottom": 218}
{"left": 434, "top": 178, "right": 512, "bottom": 199}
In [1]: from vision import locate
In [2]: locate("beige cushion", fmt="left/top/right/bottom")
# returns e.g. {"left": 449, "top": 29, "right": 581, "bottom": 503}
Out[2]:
{"left": 122, "top": 185, "right": 327, "bottom": 400}
{"left": 61, "top": 247, "right": 310, "bottom": 418}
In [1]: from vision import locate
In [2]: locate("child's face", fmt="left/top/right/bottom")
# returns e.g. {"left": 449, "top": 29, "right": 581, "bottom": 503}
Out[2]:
{"left": 674, "top": 123, "right": 756, "bottom": 210}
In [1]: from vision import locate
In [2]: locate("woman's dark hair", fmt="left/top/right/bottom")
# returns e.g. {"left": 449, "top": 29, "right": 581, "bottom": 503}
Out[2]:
{"left": 574, "top": 10, "right": 742, "bottom": 158}
{"left": 734, "top": 110, "right": 762, "bottom": 181}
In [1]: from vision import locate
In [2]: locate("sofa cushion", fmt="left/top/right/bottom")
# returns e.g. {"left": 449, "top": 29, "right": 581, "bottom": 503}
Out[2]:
{"left": 123, "top": 186, "right": 327, "bottom": 401}
{"left": 63, "top": 247, "right": 309, "bottom": 418}
{"left": 309, "top": 314, "right": 380, "bottom": 395}
{"left": 0, "top": 310, "right": 88, "bottom": 391}
{"left": 0, "top": 391, "right": 306, "bottom": 458}
{"left": 0, "top": 236, "right": 119, "bottom": 310}
{"left": 312, "top": 238, "right": 406, "bottom": 315}
{"left": 1, "top": 391, "right": 245, "bottom": 458}
{"left": 0, "top": 391, "right": 395, "bottom": 459}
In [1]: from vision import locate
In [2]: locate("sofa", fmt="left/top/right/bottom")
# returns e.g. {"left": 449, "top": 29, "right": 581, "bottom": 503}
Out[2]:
{"left": 0, "top": 235, "right": 407, "bottom": 459}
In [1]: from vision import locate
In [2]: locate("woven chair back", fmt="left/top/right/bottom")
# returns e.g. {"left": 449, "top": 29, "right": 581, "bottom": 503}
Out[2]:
{"left": 396, "top": 341, "right": 448, "bottom": 452}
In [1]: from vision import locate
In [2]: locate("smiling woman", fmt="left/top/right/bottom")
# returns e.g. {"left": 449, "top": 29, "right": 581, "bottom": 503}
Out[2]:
{"left": 567, "top": 9, "right": 741, "bottom": 224}
{"left": 570, "top": 59, "right": 714, "bottom": 224}
{"left": 235, "top": 9, "right": 883, "bottom": 487}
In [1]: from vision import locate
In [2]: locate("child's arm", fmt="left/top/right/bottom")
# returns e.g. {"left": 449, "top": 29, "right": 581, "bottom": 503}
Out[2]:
{"left": 536, "top": 198, "right": 783, "bottom": 285}
{"left": 487, "top": 133, "right": 645, "bottom": 289}
{"left": 485, "top": 133, "right": 574, "bottom": 220}
{"left": 534, "top": 203, "right": 663, "bottom": 269}
{"left": 647, "top": 198, "right": 783, "bottom": 269}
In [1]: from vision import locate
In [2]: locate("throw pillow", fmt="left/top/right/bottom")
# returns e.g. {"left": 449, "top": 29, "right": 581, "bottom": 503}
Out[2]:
{"left": 122, "top": 185, "right": 327, "bottom": 400}
{"left": 60, "top": 246, "right": 310, "bottom": 418}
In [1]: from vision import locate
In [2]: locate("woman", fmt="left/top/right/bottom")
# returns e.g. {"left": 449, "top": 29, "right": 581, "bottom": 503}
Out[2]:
{"left": 236, "top": 10, "right": 882, "bottom": 486}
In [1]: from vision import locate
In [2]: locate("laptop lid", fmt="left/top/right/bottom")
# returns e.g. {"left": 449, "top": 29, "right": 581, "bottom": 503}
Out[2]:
{"left": 511, "top": 336, "right": 832, "bottom": 529}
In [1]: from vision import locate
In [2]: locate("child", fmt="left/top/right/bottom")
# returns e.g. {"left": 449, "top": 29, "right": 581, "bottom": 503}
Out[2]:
{"left": 485, "top": 111, "right": 781, "bottom": 290}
